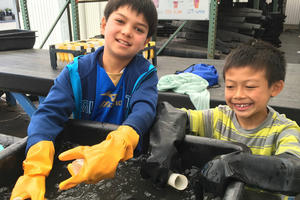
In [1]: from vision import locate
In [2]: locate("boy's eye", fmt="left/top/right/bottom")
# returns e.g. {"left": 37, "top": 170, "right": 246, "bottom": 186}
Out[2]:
{"left": 135, "top": 27, "right": 145, "bottom": 33}
{"left": 246, "top": 86, "right": 257, "bottom": 89}
{"left": 225, "top": 85, "right": 234, "bottom": 89}
{"left": 115, "top": 19, "right": 124, "bottom": 24}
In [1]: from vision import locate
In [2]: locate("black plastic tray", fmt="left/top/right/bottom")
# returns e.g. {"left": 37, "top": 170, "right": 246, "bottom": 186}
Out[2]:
{"left": 0, "top": 119, "right": 248, "bottom": 200}
{"left": 0, "top": 29, "right": 36, "bottom": 51}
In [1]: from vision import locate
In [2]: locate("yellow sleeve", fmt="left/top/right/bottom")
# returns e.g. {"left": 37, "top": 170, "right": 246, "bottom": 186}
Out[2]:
{"left": 180, "top": 108, "right": 212, "bottom": 137}
{"left": 275, "top": 124, "right": 300, "bottom": 158}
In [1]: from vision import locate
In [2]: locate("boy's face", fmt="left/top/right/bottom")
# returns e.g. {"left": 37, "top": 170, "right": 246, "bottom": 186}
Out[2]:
{"left": 224, "top": 66, "right": 283, "bottom": 128}
{"left": 101, "top": 6, "right": 150, "bottom": 61}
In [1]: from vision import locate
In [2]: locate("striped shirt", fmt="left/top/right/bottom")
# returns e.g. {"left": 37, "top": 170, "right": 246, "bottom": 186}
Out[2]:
{"left": 185, "top": 105, "right": 300, "bottom": 200}
{"left": 186, "top": 105, "right": 300, "bottom": 157}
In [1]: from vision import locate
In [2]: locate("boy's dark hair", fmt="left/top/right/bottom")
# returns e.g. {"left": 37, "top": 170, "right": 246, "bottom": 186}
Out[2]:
{"left": 104, "top": 0, "right": 158, "bottom": 38}
{"left": 223, "top": 39, "right": 286, "bottom": 86}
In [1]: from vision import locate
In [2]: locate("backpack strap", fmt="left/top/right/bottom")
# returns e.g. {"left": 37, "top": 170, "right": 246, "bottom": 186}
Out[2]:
{"left": 175, "top": 64, "right": 195, "bottom": 74}
{"left": 67, "top": 56, "right": 82, "bottom": 119}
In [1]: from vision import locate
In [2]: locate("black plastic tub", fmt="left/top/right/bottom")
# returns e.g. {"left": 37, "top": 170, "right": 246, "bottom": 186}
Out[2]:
{"left": 0, "top": 119, "right": 249, "bottom": 200}
{"left": 0, "top": 133, "right": 22, "bottom": 148}
{"left": 0, "top": 29, "right": 36, "bottom": 51}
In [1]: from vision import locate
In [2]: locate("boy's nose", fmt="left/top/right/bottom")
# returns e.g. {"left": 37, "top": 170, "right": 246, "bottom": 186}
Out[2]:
{"left": 121, "top": 25, "right": 133, "bottom": 37}
{"left": 234, "top": 87, "right": 246, "bottom": 98}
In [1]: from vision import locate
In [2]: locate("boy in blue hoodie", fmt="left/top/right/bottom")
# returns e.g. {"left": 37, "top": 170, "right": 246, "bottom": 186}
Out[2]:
{"left": 11, "top": 0, "right": 158, "bottom": 199}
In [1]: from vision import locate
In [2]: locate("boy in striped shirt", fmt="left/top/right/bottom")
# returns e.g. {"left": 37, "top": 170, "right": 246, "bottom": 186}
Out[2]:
{"left": 186, "top": 40, "right": 300, "bottom": 199}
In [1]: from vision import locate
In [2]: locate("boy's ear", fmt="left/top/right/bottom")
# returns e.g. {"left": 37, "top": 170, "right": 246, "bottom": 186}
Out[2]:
{"left": 100, "top": 17, "right": 107, "bottom": 35}
{"left": 271, "top": 80, "right": 284, "bottom": 97}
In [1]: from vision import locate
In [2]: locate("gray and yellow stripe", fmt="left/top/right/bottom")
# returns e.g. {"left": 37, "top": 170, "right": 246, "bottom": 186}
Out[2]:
{"left": 185, "top": 105, "right": 300, "bottom": 158}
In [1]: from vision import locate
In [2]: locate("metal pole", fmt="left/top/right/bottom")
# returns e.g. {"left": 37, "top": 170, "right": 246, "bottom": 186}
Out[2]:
{"left": 156, "top": 20, "right": 187, "bottom": 56}
{"left": 70, "top": 0, "right": 80, "bottom": 41}
{"left": 39, "top": 0, "right": 70, "bottom": 49}
{"left": 207, "top": 0, "right": 218, "bottom": 59}
{"left": 19, "top": 0, "right": 30, "bottom": 30}
{"left": 67, "top": 4, "right": 73, "bottom": 41}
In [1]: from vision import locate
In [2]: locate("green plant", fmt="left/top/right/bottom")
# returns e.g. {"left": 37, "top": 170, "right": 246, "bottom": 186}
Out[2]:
{"left": 5, "top": 8, "right": 12, "bottom": 16}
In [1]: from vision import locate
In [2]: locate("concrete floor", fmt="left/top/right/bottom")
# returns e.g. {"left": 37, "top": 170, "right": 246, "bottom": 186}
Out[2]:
{"left": 279, "top": 27, "right": 300, "bottom": 64}
{"left": 0, "top": 95, "right": 29, "bottom": 138}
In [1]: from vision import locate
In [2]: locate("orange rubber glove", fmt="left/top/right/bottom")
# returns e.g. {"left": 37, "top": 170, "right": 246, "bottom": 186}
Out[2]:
{"left": 58, "top": 125, "right": 139, "bottom": 190}
{"left": 10, "top": 141, "right": 55, "bottom": 200}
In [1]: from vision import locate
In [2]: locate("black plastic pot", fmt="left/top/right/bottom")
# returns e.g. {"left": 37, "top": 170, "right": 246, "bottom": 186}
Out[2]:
{"left": 0, "top": 29, "right": 36, "bottom": 51}
{"left": 0, "top": 119, "right": 249, "bottom": 200}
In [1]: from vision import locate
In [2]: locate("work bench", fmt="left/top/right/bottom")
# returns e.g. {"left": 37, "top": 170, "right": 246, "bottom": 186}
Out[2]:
{"left": 0, "top": 49, "right": 57, "bottom": 117}
{"left": 0, "top": 49, "right": 300, "bottom": 124}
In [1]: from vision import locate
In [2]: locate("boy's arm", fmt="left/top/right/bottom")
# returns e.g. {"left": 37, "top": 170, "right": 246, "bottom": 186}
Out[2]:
{"left": 201, "top": 151, "right": 300, "bottom": 196}
{"left": 26, "top": 67, "right": 75, "bottom": 152}
{"left": 199, "top": 112, "right": 300, "bottom": 197}
{"left": 11, "top": 141, "right": 55, "bottom": 200}
{"left": 275, "top": 123, "right": 300, "bottom": 158}
{"left": 140, "top": 102, "right": 187, "bottom": 187}
{"left": 122, "top": 70, "right": 158, "bottom": 140}
{"left": 11, "top": 67, "right": 75, "bottom": 200}
{"left": 181, "top": 108, "right": 215, "bottom": 138}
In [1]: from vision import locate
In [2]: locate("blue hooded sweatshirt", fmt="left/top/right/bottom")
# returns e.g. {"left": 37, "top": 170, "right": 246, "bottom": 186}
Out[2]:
{"left": 26, "top": 46, "right": 158, "bottom": 152}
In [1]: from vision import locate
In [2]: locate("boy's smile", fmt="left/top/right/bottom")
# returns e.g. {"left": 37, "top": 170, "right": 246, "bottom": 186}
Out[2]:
{"left": 101, "top": 6, "right": 150, "bottom": 68}
{"left": 225, "top": 66, "right": 283, "bottom": 129}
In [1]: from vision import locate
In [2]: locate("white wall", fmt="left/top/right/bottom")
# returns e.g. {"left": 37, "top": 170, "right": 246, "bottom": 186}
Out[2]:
{"left": 285, "top": 0, "right": 300, "bottom": 25}
{"left": 0, "top": 0, "right": 14, "bottom": 10}
{"left": 78, "top": 2, "right": 107, "bottom": 39}
{"left": 0, "top": 0, "right": 19, "bottom": 29}
{"left": 14, "top": 0, "right": 106, "bottom": 49}
{"left": 16, "top": 0, "right": 70, "bottom": 49}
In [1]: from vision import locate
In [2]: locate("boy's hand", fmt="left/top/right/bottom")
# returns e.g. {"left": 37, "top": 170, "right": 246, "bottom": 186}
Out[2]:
{"left": 201, "top": 151, "right": 300, "bottom": 196}
{"left": 200, "top": 151, "right": 242, "bottom": 197}
{"left": 140, "top": 102, "right": 187, "bottom": 187}
{"left": 10, "top": 141, "right": 55, "bottom": 200}
{"left": 58, "top": 125, "right": 139, "bottom": 190}
{"left": 10, "top": 175, "right": 46, "bottom": 200}
{"left": 140, "top": 162, "right": 170, "bottom": 187}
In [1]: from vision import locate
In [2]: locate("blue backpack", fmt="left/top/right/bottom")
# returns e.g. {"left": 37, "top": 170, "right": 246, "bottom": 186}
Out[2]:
{"left": 175, "top": 63, "right": 219, "bottom": 87}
